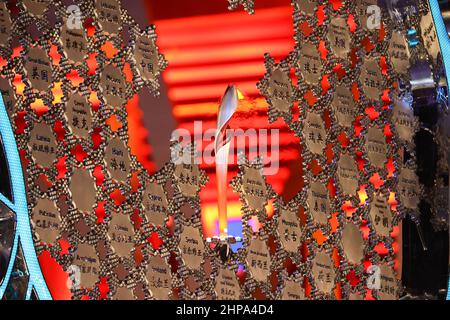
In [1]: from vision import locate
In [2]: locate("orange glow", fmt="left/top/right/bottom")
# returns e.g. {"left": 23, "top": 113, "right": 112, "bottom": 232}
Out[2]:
{"left": 173, "top": 97, "right": 268, "bottom": 118}
{"left": 168, "top": 81, "right": 263, "bottom": 102}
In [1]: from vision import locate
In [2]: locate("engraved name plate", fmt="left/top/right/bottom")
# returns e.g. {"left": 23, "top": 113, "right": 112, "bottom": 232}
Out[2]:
{"left": 174, "top": 162, "right": 202, "bottom": 198}
{"left": 22, "top": 0, "right": 50, "bottom": 17}
{"left": 277, "top": 207, "right": 303, "bottom": 252}
{"left": 32, "top": 197, "right": 61, "bottom": 244}
{"left": 303, "top": 111, "right": 326, "bottom": 155}
{"left": 307, "top": 181, "right": 330, "bottom": 225}
{"left": 66, "top": 93, "right": 93, "bottom": 139}
{"left": 105, "top": 137, "right": 131, "bottom": 182}
{"left": 365, "top": 127, "right": 387, "bottom": 169}
{"left": 421, "top": 11, "right": 440, "bottom": 63}
{"left": 246, "top": 238, "right": 271, "bottom": 282}
{"left": 147, "top": 255, "right": 172, "bottom": 300}
{"left": 180, "top": 225, "right": 204, "bottom": 271}
{"left": 331, "top": 85, "right": 357, "bottom": 128}
{"left": 113, "top": 286, "right": 134, "bottom": 300}
{"left": 298, "top": 42, "right": 323, "bottom": 84}
{"left": 134, "top": 34, "right": 159, "bottom": 81}
{"left": 215, "top": 268, "right": 240, "bottom": 300}
{"left": 70, "top": 168, "right": 96, "bottom": 213}
{"left": 25, "top": 47, "right": 53, "bottom": 92}
{"left": 281, "top": 280, "right": 305, "bottom": 300}
{"left": 377, "top": 265, "right": 398, "bottom": 300}
{"left": 392, "top": 93, "right": 416, "bottom": 142}
{"left": 312, "top": 251, "right": 336, "bottom": 294}
{"left": 337, "top": 153, "right": 359, "bottom": 196}
{"left": 108, "top": 212, "right": 134, "bottom": 258}
{"left": 0, "top": 76, "right": 17, "bottom": 118}
{"left": 0, "top": 2, "right": 12, "bottom": 45}
{"left": 295, "top": 0, "right": 317, "bottom": 16}
{"left": 29, "top": 122, "right": 57, "bottom": 168}
{"left": 388, "top": 31, "right": 410, "bottom": 75}
{"left": 398, "top": 167, "right": 420, "bottom": 210}
{"left": 341, "top": 222, "right": 364, "bottom": 265}
{"left": 241, "top": 167, "right": 268, "bottom": 212}
{"left": 369, "top": 193, "right": 392, "bottom": 237}
{"left": 95, "top": 0, "right": 121, "bottom": 35}
{"left": 72, "top": 243, "right": 100, "bottom": 289}
{"left": 328, "top": 16, "right": 351, "bottom": 59}
{"left": 357, "top": 0, "right": 379, "bottom": 31}
{"left": 268, "top": 68, "right": 293, "bottom": 113}
{"left": 143, "top": 182, "right": 168, "bottom": 227}
{"left": 361, "top": 57, "right": 383, "bottom": 100}
{"left": 100, "top": 64, "right": 127, "bottom": 108}
{"left": 61, "top": 20, "right": 88, "bottom": 63}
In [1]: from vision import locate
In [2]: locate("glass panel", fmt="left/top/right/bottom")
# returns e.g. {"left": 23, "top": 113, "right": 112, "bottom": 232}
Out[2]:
{"left": 0, "top": 201, "right": 15, "bottom": 286}
{"left": 0, "top": 135, "right": 12, "bottom": 202}
{"left": 2, "top": 242, "right": 29, "bottom": 300}
{"left": 30, "top": 287, "right": 38, "bottom": 300}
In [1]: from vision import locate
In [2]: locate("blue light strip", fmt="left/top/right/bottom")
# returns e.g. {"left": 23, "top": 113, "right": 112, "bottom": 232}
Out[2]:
{"left": 0, "top": 98, "right": 51, "bottom": 299}
{"left": 428, "top": 0, "right": 450, "bottom": 301}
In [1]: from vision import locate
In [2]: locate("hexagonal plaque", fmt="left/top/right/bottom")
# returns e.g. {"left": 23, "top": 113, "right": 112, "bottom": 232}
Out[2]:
{"left": 341, "top": 223, "right": 365, "bottom": 265}
{"left": 70, "top": 168, "right": 96, "bottom": 213}
{"left": 392, "top": 93, "right": 416, "bottom": 142}
{"left": 311, "top": 251, "right": 336, "bottom": 294}
{"left": 0, "top": 76, "right": 17, "bottom": 118}
{"left": 112, "top": 286, "right": 134, "bottom": 300}
{"left": 215, "top": 267, "right": 240, "bottom": 300}
{"left": 105, "top": 137, "right": 131, "bottom": 182}
{"left": 100, "top": 64, "right": 127, "bottom": 108}
{"left": 281, "top": 279, "right": 305, "bottom": 300}
{"left": 142, "top": 182, "right": 168, "bottom": 227}
{"left": 337, "top": 153, "right": 359, "bottom": 196}
{"left": 134, "top": 34, "right": 160, "bottom": 81}
{"left": 108, "top": 212, "right": 134, "bottom": 258}
{"left": 146, "top": 255, "right": 172, "bottom": 300}
{"left": 328, "top": 16, "right": 351, "bottom": 59}
{"left": 95, "top": 0, "right": 121, "bottom": 35}
{"left": 420, "top": 11, "right": 440, "bottom": 63}
{"left": 22, "top": 0, "right": 50, "bottom": 17}
{"left": 303, "top": 111, "right": 326, "bottom": 155}
{"left": 369, "top": 193, "right": 392, "bottom": 237}
{"left": 298, "top": 42, "right": 323, "bottom": 84}
{"left": 277, "top": 207, "right": 303, "bottom": 252}
{"left": 61, "top": 19, "right": 88, "bottom": 63}
{"left": 241, "top": 167, "right": 268, "bottom": 212}
{"left": 246, "top": 238, "right": 271, "bottom": 283}
{"left": 365, "top": 127, "right": 387, "bottom": 169}
{"left": 377, "top": 265, "right": 398, "bottom": 300}
{"left": 179, "top": 225, "right": 204, "bottom": 271}
{"left": 267, "top": 68, "right": 294, "bottom": 114}
{"left": 31, "top": 197, "right": 61, "bottom": 245}
{"left": 0, "top": 2, "right": 12, "bottom": 45}
{"left": 307, "top": 181, "right": 330, "bottom": 225}
{"left": 24, "top": 47, "right": 52, "bottom": 92}
{"left": 66, "top": 93, "right": 93, "bottom": 139}
{"left": 295, "top": 0, "right": 317, "bottom": 16}
{"left": 29, "top": 122, "right": 57, "bottom": 168}
{"left": 398, "top": 167, "right": 420, "bottom": 210}
{"left": 388, "top": 31, "right": 410, "bottom": 75}
{"left": 72, "top": 243, "right": 100, "bottom": 289}
{"left": 331, "top": 85, "right": 357, "bottom": 128}
{"left": 361, "top": 57, "right": 383, "bottom": 101}
{"left": 357, "top": 0, "right": 379, "bottom": 31}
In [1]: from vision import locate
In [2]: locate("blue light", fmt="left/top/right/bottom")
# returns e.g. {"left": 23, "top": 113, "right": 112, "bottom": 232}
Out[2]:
{"left": 428, "top": 0, "right": 450, "bottom": 300}
{"left": 0, "top": 97, "right": 51, "bottom": 299}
